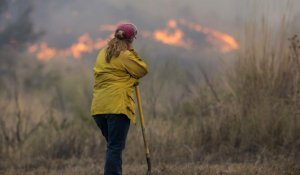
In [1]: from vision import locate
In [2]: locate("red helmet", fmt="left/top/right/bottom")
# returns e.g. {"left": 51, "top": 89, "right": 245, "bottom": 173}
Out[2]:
{"left": 115, "top": 23, "right": 138, "bottom": 41}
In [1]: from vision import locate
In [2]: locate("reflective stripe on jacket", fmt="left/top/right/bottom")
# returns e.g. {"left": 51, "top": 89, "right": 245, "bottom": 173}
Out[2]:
{"left": 91, "top": 48, "right": 148, "bottom": 123}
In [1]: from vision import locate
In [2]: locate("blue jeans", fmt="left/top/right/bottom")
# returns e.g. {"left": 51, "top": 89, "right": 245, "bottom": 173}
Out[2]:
{"left": 93, "top": 114, "right": 130, "bottom": 175}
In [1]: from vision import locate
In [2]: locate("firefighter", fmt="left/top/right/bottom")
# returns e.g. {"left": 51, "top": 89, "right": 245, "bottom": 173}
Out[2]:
{"left": 91, "top": 23, "right": 148, "bottom": 175}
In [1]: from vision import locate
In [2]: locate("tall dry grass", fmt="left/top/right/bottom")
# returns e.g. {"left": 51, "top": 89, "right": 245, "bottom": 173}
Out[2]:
{"left": 222, "top": 19, "right": 300, "bottom": 156}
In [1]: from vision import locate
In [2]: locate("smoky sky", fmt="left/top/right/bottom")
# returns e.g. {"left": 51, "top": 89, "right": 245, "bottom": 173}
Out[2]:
{"left": 30, "top": 0, "right": 300, "bottom": 48}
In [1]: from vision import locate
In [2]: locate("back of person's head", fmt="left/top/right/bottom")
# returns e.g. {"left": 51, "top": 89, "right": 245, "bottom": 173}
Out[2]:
{"left": 105, "top": 23, "right": 138, "bottom": 63}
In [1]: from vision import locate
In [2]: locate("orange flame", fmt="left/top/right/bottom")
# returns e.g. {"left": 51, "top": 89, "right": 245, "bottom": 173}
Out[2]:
{"left": 69, "top": 34, "right": 94, "bottom": 58}
{"left": 28, "top": 19, "right": 239, "bottom": 60}
{"left": 179, "top": 19, "right": 239, "bottom": 52}
{"left": 153, "top": 19, "right": 192, "bottom": 49}
{"left": 35, "top": 42, "right": 57, "bottom": 61}
{"left": 28, "top": 34, "right": 108, "bottom": 61}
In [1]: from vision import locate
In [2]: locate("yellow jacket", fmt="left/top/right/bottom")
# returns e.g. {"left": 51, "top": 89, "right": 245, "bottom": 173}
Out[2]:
{"left": 91, "top": 48, "right": 148, "bottom": 123}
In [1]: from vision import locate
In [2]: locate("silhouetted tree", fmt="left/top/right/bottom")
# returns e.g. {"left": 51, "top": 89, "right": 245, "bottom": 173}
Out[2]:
{"left": 0, "top": 0, "right": 42, "bottom": 50}
{"left": 0, "top": 0, "right": 43, "bottom": 87}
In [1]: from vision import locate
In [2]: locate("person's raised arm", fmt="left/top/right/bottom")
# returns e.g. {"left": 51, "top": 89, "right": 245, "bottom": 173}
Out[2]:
{"left": 120, "top": 50, "right": 148, "bottom": 79}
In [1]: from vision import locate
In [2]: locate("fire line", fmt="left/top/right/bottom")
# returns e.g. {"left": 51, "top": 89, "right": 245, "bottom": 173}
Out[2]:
{"left": 28, "top": 19, "right": 239, "bottom": 61}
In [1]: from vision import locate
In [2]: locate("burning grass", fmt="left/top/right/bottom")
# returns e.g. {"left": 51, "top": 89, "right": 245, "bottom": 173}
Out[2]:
{"left": 28, "top": 19, "right": 239, "bottom": 61}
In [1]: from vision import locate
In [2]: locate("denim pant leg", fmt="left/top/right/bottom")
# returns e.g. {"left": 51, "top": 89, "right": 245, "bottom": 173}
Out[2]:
{"left": 94, "top": 115, "right": 108, "bottom": 141}
{"left": 94, "top": 114, "right": 130, "bottom": 175}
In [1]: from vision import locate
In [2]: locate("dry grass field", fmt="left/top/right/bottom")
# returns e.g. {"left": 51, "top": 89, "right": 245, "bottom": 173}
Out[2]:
{"left": 2, "top": 160, "right": 299, "bottom": 175}
{"left": 1, "top": 2, "right": 300, "bottom": 175}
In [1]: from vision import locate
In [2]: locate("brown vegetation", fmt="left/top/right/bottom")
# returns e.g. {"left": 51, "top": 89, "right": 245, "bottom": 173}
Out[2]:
{"left": 1, "top": 13, "right": 300, "bottom": 175}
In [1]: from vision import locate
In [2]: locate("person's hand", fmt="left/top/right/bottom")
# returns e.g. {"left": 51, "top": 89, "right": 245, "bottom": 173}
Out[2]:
{"left": 134, "top": 81, "right": 139, "bottom": 86}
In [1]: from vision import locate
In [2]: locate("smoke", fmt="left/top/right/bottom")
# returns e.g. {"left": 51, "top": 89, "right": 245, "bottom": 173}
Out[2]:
{"left": 30, "top": 0, "right": 244, "bottom": 45}
{"left": 24, "top": 0, "right": 300, "bottom": 59}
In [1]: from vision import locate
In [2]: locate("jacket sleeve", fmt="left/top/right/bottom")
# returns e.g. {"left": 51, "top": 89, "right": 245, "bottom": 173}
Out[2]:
{"left": 120, "top": 50, "right": 148, "bottom": 79}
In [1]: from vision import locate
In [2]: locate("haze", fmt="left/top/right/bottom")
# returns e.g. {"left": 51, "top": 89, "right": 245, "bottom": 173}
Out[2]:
{"left": 31, "top": 0, "right": 300, "bottom": 49}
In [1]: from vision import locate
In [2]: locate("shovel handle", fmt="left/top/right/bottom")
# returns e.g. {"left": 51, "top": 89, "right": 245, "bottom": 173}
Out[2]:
{"left": 135, "top": 85, "right": 151, "bottom": 174}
